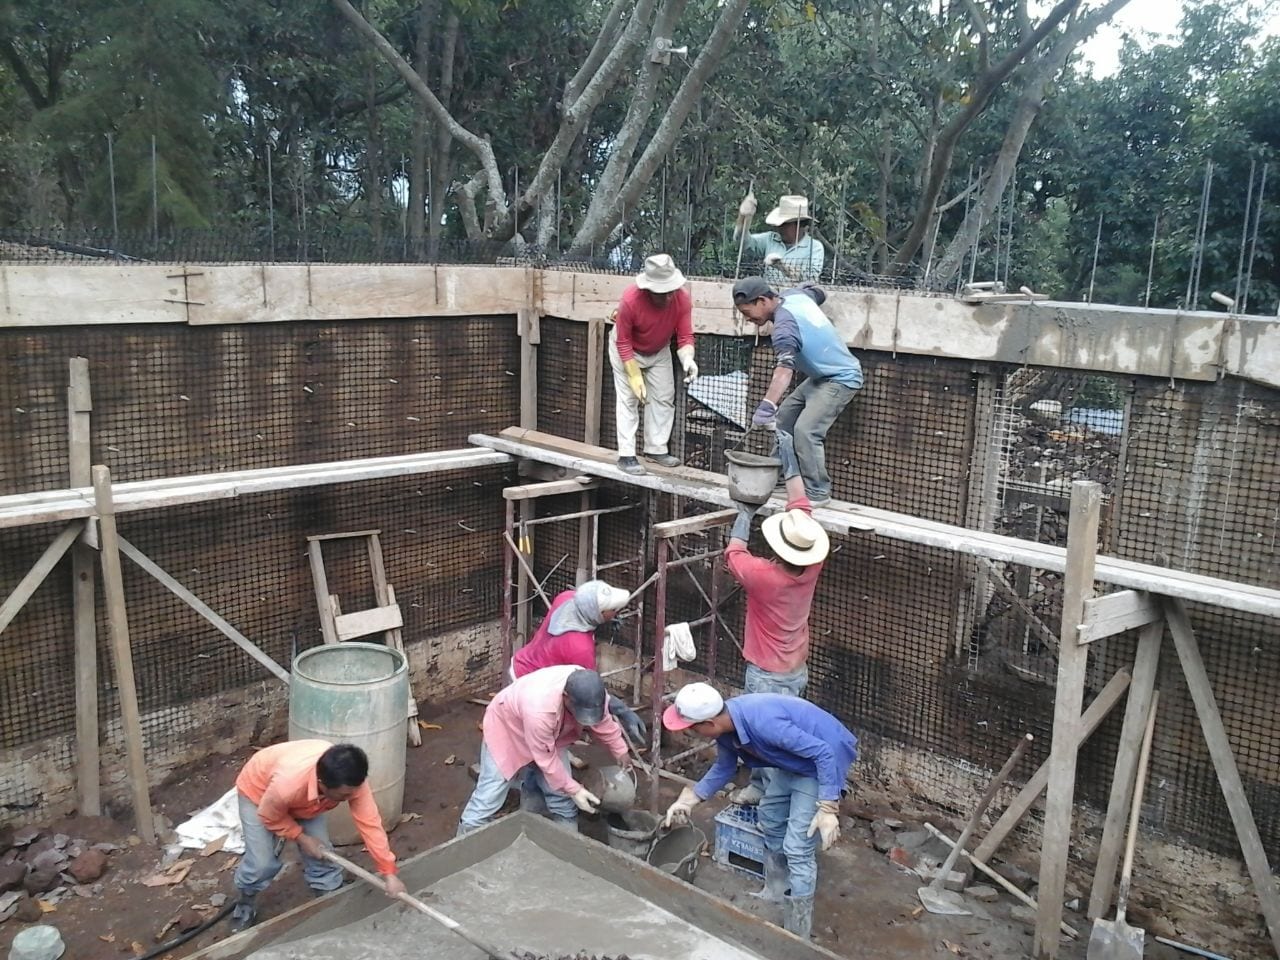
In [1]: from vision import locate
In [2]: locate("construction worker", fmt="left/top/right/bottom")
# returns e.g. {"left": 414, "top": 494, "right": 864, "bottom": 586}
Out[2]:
{"left": 457, "top": 665, "right": 631, "bottom": 834}
{"left": 230, "top": 741, "right": 405, "bottom": 931}
{"left": 732, "top": 276, "right": 863, "bottom": 506}
{"left": 734, "top": 192, "right": 824, "bottom": 287}
{"left": 609, "top": 252, "right": 698, "bottom": 476}
{"left": 724, "top": 432, "right": 828, "bottom": 805}
{"left": 662, "top": 683, "right": 856, "bottom": 940}
{"left": 511, "top": 579, "right": 647, "bottom": 745}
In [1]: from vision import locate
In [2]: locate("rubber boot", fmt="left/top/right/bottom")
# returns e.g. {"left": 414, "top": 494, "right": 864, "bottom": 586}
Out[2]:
{"left": 783, "top": 894, "right": 814, "bottom": 939}
{"left": 229, "top": 893, "right": 258, "bottom": 933}
{"left": 752, "top": 852, "right": 788, "bottom": 902}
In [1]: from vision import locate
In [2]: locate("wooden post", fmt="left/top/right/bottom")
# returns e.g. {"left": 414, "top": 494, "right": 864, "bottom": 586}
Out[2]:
{"left": 517, "top": 307, "right": 539, "bottom": 644}
{"left": 1087, "top": 619, "right": 1163, "bottom": 919}
{"left": 501, "top": 499, "right": 515, "bottom": 667}
{"left": 91, "top": 465, "right": 155, "bottom": 843}
{"left": 1034, "top": 480, "right": 1101, "bottom": 959}
{"left": 1164, "top": 598, "right": 1280, "bottom": 956}
{"left": 648, "top": 536, "right": 670, "bottom": 814}
{"left": 69, "top": 358, "right": 100, "bottom": 815}
{"left": 577, "top": 320, "right": 604, "bottom": 587}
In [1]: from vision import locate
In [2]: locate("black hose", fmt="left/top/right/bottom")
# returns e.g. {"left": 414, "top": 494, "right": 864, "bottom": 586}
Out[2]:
{"left": 135, "top": 900, "right": 236, "bottom": 960}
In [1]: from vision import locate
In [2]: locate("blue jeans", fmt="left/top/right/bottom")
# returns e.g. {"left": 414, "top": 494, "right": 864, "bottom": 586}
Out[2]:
{"left": 744, "top": 663, "right": 808, "bottom": 794}
{"left": 234, "top": 791, "right": 342, "bottom": 895}
{"left": 776, "top": 378, "right": 858, "bottom": 501}
{"left": 756, "top": 770, "right": 821, "bottom": 898}
{"left": 456, "top": 743, "right": 579, "bottom": 835}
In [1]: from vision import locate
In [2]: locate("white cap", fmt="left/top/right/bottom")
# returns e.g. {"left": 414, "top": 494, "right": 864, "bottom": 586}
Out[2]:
{"left": 662, "top": 682, "right": 725, "bottom": 731}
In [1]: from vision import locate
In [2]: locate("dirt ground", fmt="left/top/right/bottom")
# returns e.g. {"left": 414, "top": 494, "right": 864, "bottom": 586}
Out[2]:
{"left": 0, "top": 699, "right": 1140, "bottom": 960}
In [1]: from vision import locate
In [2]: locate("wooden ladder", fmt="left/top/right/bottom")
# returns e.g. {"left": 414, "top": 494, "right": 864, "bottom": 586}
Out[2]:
{"left": 306, "top": 530, "right": 421, "bottom": 747}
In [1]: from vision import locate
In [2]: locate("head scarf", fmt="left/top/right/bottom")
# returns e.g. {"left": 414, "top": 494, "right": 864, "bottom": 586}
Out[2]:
{"left": 546, "top": 580, "right": 624, "bottom": 636}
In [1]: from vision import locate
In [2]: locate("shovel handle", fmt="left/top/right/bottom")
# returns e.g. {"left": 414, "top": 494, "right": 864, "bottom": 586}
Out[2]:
{"left": 1115, "top": 691, "right": 1159, "bottom": 922}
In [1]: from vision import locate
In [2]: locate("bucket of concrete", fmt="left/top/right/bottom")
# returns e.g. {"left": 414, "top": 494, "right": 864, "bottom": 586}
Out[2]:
{"left": 647, "top": 824, "right": 706, "bottom": 883}
{"left": 589, "top": 764, "right": 637, "bottom": 813}
{"left": 605, "top": 809, "right": 661, "bottom": 858}
{"left": 724, "top": 443, "right": 781, "bottom": 505}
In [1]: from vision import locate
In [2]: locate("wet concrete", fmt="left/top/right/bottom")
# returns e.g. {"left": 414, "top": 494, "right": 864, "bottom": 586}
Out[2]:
{"left": 246, "top": 836, "right": 762, "bottom": 960}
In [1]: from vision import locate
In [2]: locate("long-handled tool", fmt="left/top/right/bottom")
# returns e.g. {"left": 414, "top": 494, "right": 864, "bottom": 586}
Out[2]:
{"left": 321, "top": 850, "right": 517, "bottom": 960}
{"left": 1088, "top": 691, "right": 1159, "bottom": 960}
{"left": 917, "top": 733, "right": 1033, "bottom": 916}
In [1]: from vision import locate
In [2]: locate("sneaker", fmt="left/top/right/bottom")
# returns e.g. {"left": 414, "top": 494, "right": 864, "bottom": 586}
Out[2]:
{"left": 642, "top": 453, "right": 682, "bottom": 468}
{"left": 229, "top": 894, "right": 258, "bottom": 933}
{"left": 730, "top": 783, "right": 764, "bottom": 805}
{"left": 808, "top": 495, "right": 831, "bottom": 507}
{"left": 618, "top": 456, "right": 646, "bottom": 475}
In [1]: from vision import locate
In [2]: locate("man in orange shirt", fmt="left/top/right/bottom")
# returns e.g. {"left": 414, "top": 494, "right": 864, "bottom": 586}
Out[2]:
{"left": 230, "top": 740, "right": 406, "bottom": 931}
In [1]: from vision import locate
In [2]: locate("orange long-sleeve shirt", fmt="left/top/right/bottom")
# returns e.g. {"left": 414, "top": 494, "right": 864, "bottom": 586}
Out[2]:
{"left": 235, "top": 740, "right": 397, "bottom": 875}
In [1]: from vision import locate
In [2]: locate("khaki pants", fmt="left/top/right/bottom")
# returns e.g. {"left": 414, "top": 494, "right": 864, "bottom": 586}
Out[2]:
{"left": 608, "top": 330, "right": 675, "bottom": 458}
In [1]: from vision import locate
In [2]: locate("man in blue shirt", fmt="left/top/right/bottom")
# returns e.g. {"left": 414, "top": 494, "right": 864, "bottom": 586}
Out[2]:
{"left": 662, "top": 682, "right": 858, "bottom": 940}
{"left": 732, "top": 276, "right": 864, "bottom": 505}
{"left": 734, "top": 193, "right": 825, "bottom": 287}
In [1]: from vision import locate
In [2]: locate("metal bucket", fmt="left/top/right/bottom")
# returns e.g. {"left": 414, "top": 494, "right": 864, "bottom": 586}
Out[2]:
{"left": 289, "top": 642, "right": 408, "bottom": 845}
{"left": 605, "top": 809, "right": 661, "bottom": 858}
{"left": 724, "top": 450, "right": 781, "bottom": 505}
{"left": 589, "top": 764, "right": 638, "bottom": 813}
{"left": 646, "top": 825, "right": 707, "bottom": 883}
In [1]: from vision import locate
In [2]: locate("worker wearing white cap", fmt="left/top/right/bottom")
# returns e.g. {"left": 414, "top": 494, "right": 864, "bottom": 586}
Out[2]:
{"left": 608, "top": 253, "right": 698, "bottom": 476}
{"left": 734, "top": 192, "right": 825, "bottom": 287}
{"left": 662, "top": 683, "right": 857, "bottom": 940}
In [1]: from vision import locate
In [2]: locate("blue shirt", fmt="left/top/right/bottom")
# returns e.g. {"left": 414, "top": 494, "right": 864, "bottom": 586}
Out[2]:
{"left": 771, "top": 287, "right": 863, "bottom": 390}
{"left": 743, "top": 231, "right": 825, "bottom": 287}
{"left": 693, "top": 694, "right": 858, "bottom": 802}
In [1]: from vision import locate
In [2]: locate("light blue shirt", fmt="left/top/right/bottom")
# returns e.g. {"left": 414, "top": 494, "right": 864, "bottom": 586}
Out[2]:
{"left": 771, "top": 287, "right": 863, "bottom": 390}
{"left": 742, "top": 230, "right": 824, "bottom": 286}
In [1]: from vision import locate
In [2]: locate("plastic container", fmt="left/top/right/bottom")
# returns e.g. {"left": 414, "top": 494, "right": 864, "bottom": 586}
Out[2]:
{"left": 646, "top": 824, "right": 706, "bottom": 884}
{"left": 289, "top": 642, "right": 408, "bottom": 844}
{"left": 713, "top": 802, "right": 766, "bottom": 877}
{"left": 604, "top": 809, "right": 661, "bottom": 858}
{"left": 724, "top": 450, "right": 781, "bottom": 505}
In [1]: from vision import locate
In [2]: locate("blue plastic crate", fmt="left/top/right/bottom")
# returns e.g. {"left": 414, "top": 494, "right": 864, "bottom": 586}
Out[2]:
{"left": 713, "top": 803, "right": 766, "bottom": 877}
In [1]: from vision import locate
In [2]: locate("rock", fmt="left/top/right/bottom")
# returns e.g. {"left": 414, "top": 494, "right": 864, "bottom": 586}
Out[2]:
{"left": 965, "top": 884, "right": 1000, "bottom": 903}
{"left": 51, "top": 835, "right": 69, "bottom": 851}
{"left": 0, "top": 862, "right": 27, "bottom": 893}
{"left": 23, "top": 867, "right": 61, "bottom": 895}
{"left": 888, "top": 847, "right": 917, "bottom": 869}
{"left": 11, "top": 827, "right": 40, "bottom": 848}
{"left": 28, "top": 850, "right": 67, "bottom": 874}
{"left": 12, "top": 896, "right": 42, "bottom": 923}
{"left": 68, "top": 849, "right": 108, "bottom": 883}
{"left": 922, "top": 867, "right": 967, "bottom": 892}
{"left": 22, "top": 838, "right": 55, "bottom": 861}
{"left": 989, "top": 860, "right": 1035, "bottom": 891}
{"left": 0, "top": 826, "right": 13, "bottom": 856}
{"left": 883, "top": 818, "right": 904, "bottom": 830}
{"left": 175, "top": 907, "right": 205, "bottom": 932}
{"left": 895, "top": 829, "right": 951, "bottom": 861}
{"left": 870, "top": 821, "right": 896, "bottom": 853}
{"left": 209, "top": 893, "right": 227, "bottom": 908}
{"left": 1010, "top": 904, "right": 1038, "bottom": 928}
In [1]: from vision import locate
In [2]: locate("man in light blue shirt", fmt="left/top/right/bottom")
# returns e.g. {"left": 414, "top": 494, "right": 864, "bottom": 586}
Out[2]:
{"left": 734, "top": 193, "right": 825, "bottom": 287}
{"left": 732, "top": 276, "right": 863, "bottom": 505}
{"left": 661, "top": 683, "right": 858, "bottom": 940}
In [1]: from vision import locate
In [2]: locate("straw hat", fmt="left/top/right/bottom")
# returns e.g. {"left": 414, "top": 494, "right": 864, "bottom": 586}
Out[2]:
{"left": 635, "top": 253, "right": 687, "bottom": 293}
{"left": 762, "top": 509, "right": 829, "bottom": 566}
{"left": 765, "top": 195, "right": 816, "bottom": 227}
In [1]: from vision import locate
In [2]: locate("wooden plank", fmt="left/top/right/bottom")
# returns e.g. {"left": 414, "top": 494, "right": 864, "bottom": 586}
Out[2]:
{"left": 1035, "top": 480, "right": 1101, "bottom": 960}
{"left": 979, "top": 557, "right": 1060, "bottom": 652}
{"left": 653, "top": 509, "right": 738, "bottom": 539}
{"left": 1164, "top": 598, "right": 1280, "bottom": 956}
{"left": 0, "top": 521, "right": 84, "bottom": 634}
{"left": 584, "top": 316, "right": 606, "bottom": 446}
{"left": 334, "top": 604, "right": 404, "bottom": 641}
{"left": 308, "top": 541, "right": 340, "bottom": 645}
{"left": 68, "top": 357, "right": 100, "bottom": 816}
{"left": 1088, "top": 619, "right": 1163, "bottom": 919}
{"left": 307, "top": 529, "right": 382, "bottom": 542}
{"left": 90, "top": 466, "right": 155, "bottom": 843}
{"left": 973, "top": 666, "right": 1132, "bottom": 863}
{"left": 383, "top": 583, "right": 421, "bottom": 747}
{"left": 519, "top": 310, "right": 538, "bottom": 431}
{"left": 1080, "top": 590, "right": 1162, "bottom": 643}
{"left": 502, "top": 478, "right": 599, "bottom": 501}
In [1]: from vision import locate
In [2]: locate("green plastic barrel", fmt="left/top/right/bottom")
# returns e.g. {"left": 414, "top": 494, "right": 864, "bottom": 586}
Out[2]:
{"left": 288, "top": 642, "right": 408, "bottom": 845}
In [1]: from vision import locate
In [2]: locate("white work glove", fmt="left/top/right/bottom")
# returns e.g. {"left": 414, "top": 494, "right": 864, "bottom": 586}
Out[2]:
{"left": 763, "top": 252, "right": 783, "bottom": 267}
{"left": 676, "top": 345, "right": 698, "bottom": 384}
{"left": 663, "top": 786, "right": 701, "bottom": 828}
{"left": 572, "top": 786, "right": 602, "bottom": 814}
{"left": 807, "top": 800, "right": 840, "bottom": 851}
{"left": 738, "top": 190, "right": 757, "bottom": 218}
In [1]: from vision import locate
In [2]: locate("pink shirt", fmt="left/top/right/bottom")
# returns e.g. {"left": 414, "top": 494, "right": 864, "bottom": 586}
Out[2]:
{"left": 511, "top": 591, "right": 597, "bottom": 677}
{"left": 724, "top": 496, "right": 824, "bottom": 674}
{"left": 613, "top": 285, "right": 694, "bottom": 362}
{"left": 483, "top": 664, "right": 628, "bottom": 795}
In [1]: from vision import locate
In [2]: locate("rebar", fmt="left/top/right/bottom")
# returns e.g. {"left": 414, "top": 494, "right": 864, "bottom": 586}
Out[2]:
{"left": 1242, "top": 162, "right": 1267, "bottom": 315}
{"left": 106, "top": 134, "right": 119, "bottom": 253}
{"left": 1234, "top": 159, "right": 1256, "bottom": 309}
{"left": 1087, "top": 212, "right": 1103, "bottom": 304}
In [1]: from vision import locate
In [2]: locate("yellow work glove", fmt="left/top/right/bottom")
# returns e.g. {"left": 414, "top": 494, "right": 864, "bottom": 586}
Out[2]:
{"left": 677, "top": 345, "right": 698, "bottom": 384}
{"left": 623, "top": 359, "right": 646, "bottom": 402}
{"left": 807, "top": 800, "right": 840, "bottom": 851}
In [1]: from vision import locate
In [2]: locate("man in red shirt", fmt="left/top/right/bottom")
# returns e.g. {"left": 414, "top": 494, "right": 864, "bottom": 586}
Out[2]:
{"left": 608, "top": 253, "right": 697, "bottom": 475}
{"left": 723, "top": 432, "right": 829, "bottom": 805}
{"left": 230, "top": 741, "right": 406, "bottom": 931}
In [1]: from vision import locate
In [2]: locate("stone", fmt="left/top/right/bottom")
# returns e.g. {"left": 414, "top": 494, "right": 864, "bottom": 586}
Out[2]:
{"left": 209, "top": 893, "right": 227, "bottom": 908}
{"left": 923, "top": 867, "right": 967, "bottom": 892}
{"left": 12, "top": 896, "right": 42, "bottom": 923}
{"left": 28, "top": 850, "right": 66, "bottom": 874}
{"left": 965, "top": 884, "right": 1000, "bottom": 903}
{"left": 0, "top": 862, "right": 27, "bottom": 893}
{"left": 0, "top": 826, "right": 13, "bottom": 856}
{"left": 11, "top": 828, "right": 40, "bottom": 848}
{"left": 1010, "top": 904, "right": 1038, "bottom": 928}
{"left": 22, "top": 838, "right": 54, "bottom": 861}
{"left": 22, "top": 868, "right": 60, "bottom": 895}
{"left": 870, "top": 821, "right": 896, "bottom": 853}
{"left": 895, "top": 829, "right": 951, "bottom": 861}
{"left": 990, "top": 860, "right": 1035, "bottom": 891}
{"left": 175, "top": 907, "right": 205, "bottom": 933}
{"left": 888, "top": 846, "right": 917, "bottom": 869}
{"left": 67, "top": 849, "right": 108, "bottom": 884}
{"left": 50, "top": 835, "right": 69, "bottom": 851}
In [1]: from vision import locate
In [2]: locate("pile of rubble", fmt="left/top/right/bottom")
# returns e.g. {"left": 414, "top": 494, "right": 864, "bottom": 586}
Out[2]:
{"left": 0, "top": 826, "right": 115, "bottom": 924}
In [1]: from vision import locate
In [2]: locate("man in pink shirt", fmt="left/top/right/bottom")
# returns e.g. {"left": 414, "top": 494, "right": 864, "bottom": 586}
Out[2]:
{"left": 230, "top": 740, "right": 405, "bottom": 931}
{"left": 724, "top": 432, "right": 829, "bottom": 805}
{"left": 457, "top": 665, "right": 631, "bottom": 834}
{"left": 609, "top": 252, "right": 698, "bottom": 475}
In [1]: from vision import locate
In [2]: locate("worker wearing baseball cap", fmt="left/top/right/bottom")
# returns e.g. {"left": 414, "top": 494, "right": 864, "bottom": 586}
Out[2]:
{"left": 661, "top": 683, "right": 857, "bottom": 940}
{"left": 457, "top": 666, "right": 631, "bottom": 834}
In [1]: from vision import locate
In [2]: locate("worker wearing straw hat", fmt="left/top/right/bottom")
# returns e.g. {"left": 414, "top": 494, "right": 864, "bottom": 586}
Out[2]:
{"left": 608, "top": 253, "right": 698, "bottom": 476}
{"left": 734, "top": 192, "right": 825, "bottom": 287}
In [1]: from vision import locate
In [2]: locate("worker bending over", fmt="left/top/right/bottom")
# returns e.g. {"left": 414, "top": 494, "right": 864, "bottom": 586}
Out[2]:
{"left": 732, "top": 277, "right": 863, "bottom": 506}
{"left": 609, "top": 252, "right": 698, "bottom": 475}
{"left": 663, "top": 684, "right": 856, "bottom": 940}
{"left": 231, "top": 741, "right": 405, "bottom": 931}
{"left": 724, "top": 432, "right": 828, "bottom": 805}
{"left": 457, "top": 666, "right": 630, "bottom": 834}
{"left": 734, "top": 192, "right": 824, "bottom": 287}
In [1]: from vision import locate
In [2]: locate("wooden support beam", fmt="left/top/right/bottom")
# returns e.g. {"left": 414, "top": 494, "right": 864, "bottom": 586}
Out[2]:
{"left": 979, "top": 557, "right": 1060, "bottom": 652}
{"left": 1164, "top": 598, "right": 1280, "bottom": 956}
{"left": 653, "top": 509, "right": 737, "bottom": 539}
{"left": 334, "top": 604, "right": 404, "bottom": 641}
{"left": 0, "top": 521, "right": 83, "bottom": 635}
{"left": 68, "top": 357, "right": 100, "bottom": 816}
{"left": 118, "top": 537, "right": 291, "bottom": 684}
{"left": 305, "top": 529, "right": 382, "bottom": 542}
{"left": 307, "top": 540, "right": 339, "bottom": 645}
{"left": 91, "top": 466, "right": 155, "bottom": 844}
{"left": 1079, "top": 590, "right": 1162, "bottom": 643}
{"left": 584, "top": 317, "right": 606, "bottom": 447}
{"left": 502, "top": 477, "right": 599, "bottom": 501}
{"left": 1088, "top": 619, "right": 1163, "bottom": 919}
{"left": 973, "top": 666, "right": 1132, "bottom": 863}
{"left": 503, "top": 532, "right": 552, "bottom": 610}
{"left": 1035, "top": 480, "right": 1101, "bottom": 959}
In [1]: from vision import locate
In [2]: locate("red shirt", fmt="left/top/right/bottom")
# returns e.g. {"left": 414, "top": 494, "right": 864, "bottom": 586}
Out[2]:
{"left": 512, "top": 590, "right": 597, "bottom": 677}
{"left": 723, "top": 497, "right": 823, "bottom": 674}
{"left": 613, "top": 285, "right": 694, "bottom": 362}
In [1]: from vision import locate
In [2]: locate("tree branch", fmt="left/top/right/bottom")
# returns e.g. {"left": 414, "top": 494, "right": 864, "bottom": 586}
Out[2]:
{"left": 0, "top": 39, "right": 49, "bottom": 109}
{"left": 455, "top": 169, "right": 486, "bottom": 241}
{"left": 563, "top": 0, "right": 631, "bottom": 110}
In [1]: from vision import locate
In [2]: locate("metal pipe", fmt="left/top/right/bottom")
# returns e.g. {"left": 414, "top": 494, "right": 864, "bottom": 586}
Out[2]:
{"left": 649, "top": 536, "right": 669, "bottom": 813}
{"left": 518, "top": 503, "right": 635, "bottom": 527}
{"left": 501, "top": 499, "right": 514, "bottom": 667}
